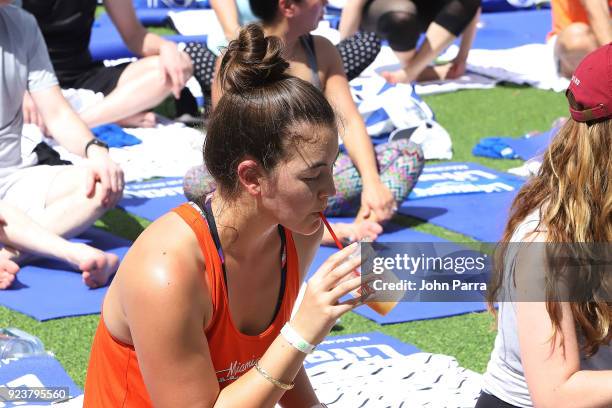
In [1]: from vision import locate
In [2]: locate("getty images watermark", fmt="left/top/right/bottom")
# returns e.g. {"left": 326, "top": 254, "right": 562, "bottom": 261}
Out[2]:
{"left": 357, "top": 242, "right": 612, "bottom": 303}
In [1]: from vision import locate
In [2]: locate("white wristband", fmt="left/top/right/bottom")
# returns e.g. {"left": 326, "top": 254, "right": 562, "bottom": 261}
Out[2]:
{"left": 281, "top": 323, "right": 316, "bottom": 354}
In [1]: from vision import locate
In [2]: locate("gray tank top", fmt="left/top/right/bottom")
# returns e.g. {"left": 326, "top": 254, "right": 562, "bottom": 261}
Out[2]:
{"left": 298, "top": 34, "right": 322, "bottom": 91}
{"left": 481, "top": 211, "right": 612, "bottom": 407}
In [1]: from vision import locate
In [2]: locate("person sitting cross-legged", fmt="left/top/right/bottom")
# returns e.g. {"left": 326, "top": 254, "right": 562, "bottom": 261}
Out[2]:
{"left": 0, "top": 3, "right": 124, "bottom": 289}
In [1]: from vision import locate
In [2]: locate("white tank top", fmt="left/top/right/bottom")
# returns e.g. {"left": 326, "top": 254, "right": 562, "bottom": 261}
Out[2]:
{"left": 481, "top": 211, "right": 612, "bottom": 407}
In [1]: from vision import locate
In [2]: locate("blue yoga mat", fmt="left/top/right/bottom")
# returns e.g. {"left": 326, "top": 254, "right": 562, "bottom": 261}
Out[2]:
{"left": 119, "top": 177, "right": 185, "bottom": 221}
{"left": 402, "top": 191, "right": 518, "bottom": 243}
{"left": 407, "top": 162, "right": 524, "bottom": 201}
{"left": 503, "top": 127, "right": 558, "bottom": 160}
{"left": 399, "top": 162, "right": 524, "bottom": 242}
{"left": 304, "top": 331, "right": 419, "bottom": 369}
{"left": 90, "top": 15, "right": 207, "bottom": 61}
{"left": 307, "top": 219, "right": 488, "bottom": 324}
{"left": 100, "top": 6, "right": 210, "bottom": 27}
{"left": 472, "top": 9, "right": 551, "bottom": 49}
{"left": 136, "top": 8, "right": 172, "bottom": 25}
{"left": 0, "top": 355, "right": 82, "bottom": 404}
{"left": 0, "top": 229, "right": 132, "bottom": 321}
{"left": 97, "top": 9, "right": 175, "bottom": 26}
{"left": 133, "top": 0, "right": 210, "bottom": 9}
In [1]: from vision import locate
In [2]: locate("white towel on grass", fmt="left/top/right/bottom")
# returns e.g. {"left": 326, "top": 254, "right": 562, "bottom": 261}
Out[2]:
{"left": 168, "top": 9, "right": 228, "bottom": 55}
{"left": 306, "top": 352, "right": 483, "bottom": 407}
{"left": 23, "top": 121, "right": 205, "bottom": 184}
{"left": 20, "top": 88, "right": 206, "bottom": 183}
{"left": 363, "top": 46, "right": 498, "bottom": 96}
{"left": 465, "top": 42, "right": 570, "bottom": 92}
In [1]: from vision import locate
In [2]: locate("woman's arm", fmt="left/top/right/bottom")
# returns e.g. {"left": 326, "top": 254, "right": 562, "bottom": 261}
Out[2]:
{"left": 338, "top": 0, "right": 369, "bottom": 40}
{"left": 278, "top": 366, "right": 320, "bottom": 407}
{"left": 517, "top": 301, "right": 612, "bottom": 408}
{"left": 104, "top": 0, "right": 160, "bottom": 57}
{"left": 447, "top": 7, "right": 481, "bottom": 79}
{"left": 317, "top": 37, "right": 395, "bottom": 222}
{"left": 211, "top": 55, "right": 224, "bottom": 109}
{"left": 210, "top": 0, "right": 241, "bottom": 41}
{"left": 118, "top": 214, "right": 221, "bottom": 407}
{"left": 31, "top": 85, "right": 124, "bottom": 208}
{"left": 514, "top": 246, "right": 612, "bottom": 408}
{"left": 456, "top": 7, "right": 480, "bottom": 62}
{"left": 581, "top": 0, "right": 612, "bottom": 46}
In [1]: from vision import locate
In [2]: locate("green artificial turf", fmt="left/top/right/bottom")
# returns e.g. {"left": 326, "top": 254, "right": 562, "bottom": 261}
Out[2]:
{"left": 0, "top": 85, "right": 567, "bottom": 388}
{"left": 422, "top": 86, "right": 567, "bottom": 171}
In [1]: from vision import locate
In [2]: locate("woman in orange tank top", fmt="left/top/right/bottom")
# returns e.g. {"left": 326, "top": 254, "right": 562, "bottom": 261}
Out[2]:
{"left": 83, "top": 24, "right": 371, "bottom": 408}
{"left": 550, "top": 0, "right": 612, "bottom": 78}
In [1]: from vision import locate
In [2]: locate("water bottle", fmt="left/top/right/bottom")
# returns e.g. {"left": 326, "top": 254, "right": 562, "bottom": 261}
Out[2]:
{"left": 0, "top": 328, "right": 46, "bottom": 360}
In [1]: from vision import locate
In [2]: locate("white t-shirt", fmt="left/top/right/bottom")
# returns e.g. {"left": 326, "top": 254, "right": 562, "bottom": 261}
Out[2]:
{"left": 0, "top": 5, "right": 58, "bottom": 178}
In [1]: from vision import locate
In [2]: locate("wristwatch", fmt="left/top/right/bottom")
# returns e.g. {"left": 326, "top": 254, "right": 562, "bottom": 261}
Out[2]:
{"left": 85, "top": 138, "right": 109, "bottom": 157}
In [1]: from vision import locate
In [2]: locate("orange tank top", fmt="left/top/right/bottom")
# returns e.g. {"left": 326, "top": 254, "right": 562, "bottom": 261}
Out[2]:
{"left": 83, "top": 202, "right": 301, "bottom": 407}
{"left": 550, "top": 0, "right": 612, "bottom": 38}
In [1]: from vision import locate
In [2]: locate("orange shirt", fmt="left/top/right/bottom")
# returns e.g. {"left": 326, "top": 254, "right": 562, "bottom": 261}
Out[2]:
{"left": 550, "top": 0, "right": 612, "bottom": 37}
{"left": 83, "top": 203, "right": 301, "bottom": 407}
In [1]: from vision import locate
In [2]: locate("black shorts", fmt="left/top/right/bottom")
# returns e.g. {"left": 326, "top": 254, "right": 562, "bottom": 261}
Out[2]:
{"left": 59, "top": 62, "right": 130, "bottom": 96}
{"left": 361, "top": 0, "right": 480, "bottom": 51}
{"left": 475, "top": 392, "right": 522, "bottom": 408}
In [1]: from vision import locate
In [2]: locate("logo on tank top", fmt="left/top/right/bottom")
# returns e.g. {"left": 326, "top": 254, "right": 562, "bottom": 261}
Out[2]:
{"left": 216, "top": 357, "right": 257, "bottom": 383}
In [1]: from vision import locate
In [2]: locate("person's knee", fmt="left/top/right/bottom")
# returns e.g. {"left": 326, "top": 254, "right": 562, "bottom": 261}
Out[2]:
{"left": 85, "top": 182, "right": 111, "bottom": 213}
{"left": 393, "top": 139, "right": 424, "bottom": 161}
{"left": 558, "top": 23, "right": 597, "bottom": 53}
{"left": 378, "top": 10, "right": 420, "bottom": 51}
{"left": 557, "top": 23, "right": 597, "bottom": 77}
{"left": 149, "top": 53, "right": 194, "bottom": 91}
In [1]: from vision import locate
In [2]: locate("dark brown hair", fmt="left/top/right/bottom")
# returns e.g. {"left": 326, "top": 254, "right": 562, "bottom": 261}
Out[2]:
{"left": 249, "top": 0, "right": 295, "bottom": 24}
{"left": 204, "top": 23, "right": 337, "bottom": 199}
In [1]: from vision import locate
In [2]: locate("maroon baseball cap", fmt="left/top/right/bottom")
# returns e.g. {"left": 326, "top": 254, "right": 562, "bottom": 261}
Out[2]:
{"left": 566, "top": 43, "right": 612, "bottom": 123}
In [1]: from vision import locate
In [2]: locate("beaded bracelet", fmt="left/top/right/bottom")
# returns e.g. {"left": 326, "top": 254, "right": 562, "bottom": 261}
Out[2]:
{"left": 254, "top": 360, "right": 295, "bottom": 390}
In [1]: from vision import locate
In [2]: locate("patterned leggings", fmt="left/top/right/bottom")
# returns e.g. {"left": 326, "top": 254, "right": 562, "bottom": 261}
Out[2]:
{"left": 183, "top": 31, "right": 382, "bottom": 96}
{"left": 183, "top": 139, "right": 424, "bottom": 217}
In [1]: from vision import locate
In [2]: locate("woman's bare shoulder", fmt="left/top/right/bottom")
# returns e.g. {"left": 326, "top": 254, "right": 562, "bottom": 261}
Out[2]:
{"left": 312, "top": 35, "right": 342, "bottom": 63}
{"left": 114, "top": 211, "right": 209, "bottom": 311}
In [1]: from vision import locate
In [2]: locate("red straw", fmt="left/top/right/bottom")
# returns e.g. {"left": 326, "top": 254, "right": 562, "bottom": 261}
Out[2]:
{"left": 319, "top": 212, "right": 344, "bottom": 249}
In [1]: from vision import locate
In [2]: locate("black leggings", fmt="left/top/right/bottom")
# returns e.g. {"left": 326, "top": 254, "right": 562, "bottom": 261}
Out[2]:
{"left": 184, "top": 31, "right": 381, "bottom": 98}
{"left": 475, "top": 392, "right": 522, "bottom": 408}
{"left": 361, "top": 0, "right": 480, "bottom": 51}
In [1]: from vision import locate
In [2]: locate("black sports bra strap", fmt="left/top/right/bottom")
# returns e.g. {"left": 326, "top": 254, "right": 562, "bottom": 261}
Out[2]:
{"left": 198, "top": 196, "right": 287, "bottom": 320}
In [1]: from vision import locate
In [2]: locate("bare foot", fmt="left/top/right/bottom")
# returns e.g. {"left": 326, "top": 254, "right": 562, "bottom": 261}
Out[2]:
{"left": 321, "top": 221, "right": 383, "bottom": 247}
{"left": 432, "top": 63, "right": 458, "bottom": 80}
{"left": 0, "top": 256, "right": 20, "bottom": 289}
{"left": 116, "top": 111, "right": 157, "bottom": 128}
{"left": 67, "top": 244, "right": 119, "bottom": 288}
{"left": 415, "top": 65, "right": 450, "bottom": 82}
{"left": 381, "top": 69, "right": 410, "bottom": 84}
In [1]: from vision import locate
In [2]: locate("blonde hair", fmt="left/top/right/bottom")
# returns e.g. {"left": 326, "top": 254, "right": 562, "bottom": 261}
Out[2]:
{"left": 488, "top": 118, "right": 612, "bottom": 356}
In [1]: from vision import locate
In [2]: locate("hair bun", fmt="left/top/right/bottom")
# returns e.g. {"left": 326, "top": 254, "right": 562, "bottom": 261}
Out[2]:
{"left": 220, "top": 24, "right": 290, "bottom": 93}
